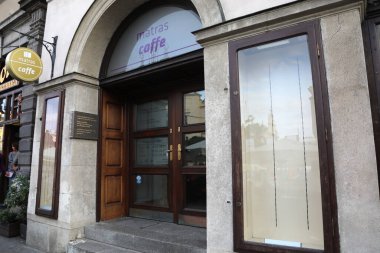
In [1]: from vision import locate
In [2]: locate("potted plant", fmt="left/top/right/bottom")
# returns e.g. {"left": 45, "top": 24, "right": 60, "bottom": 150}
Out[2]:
{"left": 0, "top": 208, "right": 19, "bottom": 237}
{"left": 0, "top": 174, "right": 29, "bottom": 238}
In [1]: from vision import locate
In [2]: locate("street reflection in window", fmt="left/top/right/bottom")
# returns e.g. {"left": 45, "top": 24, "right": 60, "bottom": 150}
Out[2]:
{"left": 39, "top": 96, "right": 59, "bottom": 211}
{"left": 238, "top": 35, "right": 324, "bottom": 250}
{"left": 184, "top": 91, "right": 205, "bottom": 125}
{"left": 183, "top": 132, "right": 206, "bottom": 166}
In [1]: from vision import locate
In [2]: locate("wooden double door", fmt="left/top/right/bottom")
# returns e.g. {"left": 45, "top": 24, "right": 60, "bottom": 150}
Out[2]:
{"left": 100, "top": 84, "right": 206, "bottom": 226}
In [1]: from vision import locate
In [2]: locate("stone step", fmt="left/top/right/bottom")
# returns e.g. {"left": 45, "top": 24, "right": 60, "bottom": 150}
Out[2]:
{"left": 67, "top": 239, "right": 142, "bottom": 253}
{"left": 83, "top": 217, "right": 206, "bottom": 253}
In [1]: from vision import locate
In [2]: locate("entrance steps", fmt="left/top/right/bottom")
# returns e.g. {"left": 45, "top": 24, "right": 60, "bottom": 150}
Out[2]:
{"left": 67, "top": 217, "right": 207, "bottom": 253}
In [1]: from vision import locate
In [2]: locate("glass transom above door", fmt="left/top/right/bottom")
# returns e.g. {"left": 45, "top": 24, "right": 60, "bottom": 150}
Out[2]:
{"left": 107, "top": 5, "right": 202, "bottom": 76}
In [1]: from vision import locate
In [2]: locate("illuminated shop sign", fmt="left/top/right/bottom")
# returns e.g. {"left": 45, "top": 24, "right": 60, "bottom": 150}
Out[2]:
{"left": 107, "top": 6, "right": 202, "bottom": 76}
{"left": 5, "top": 47, "right": 43, "bottom": 82}
{"left": 0, "top": 59, "right": 20, "bottom": 92}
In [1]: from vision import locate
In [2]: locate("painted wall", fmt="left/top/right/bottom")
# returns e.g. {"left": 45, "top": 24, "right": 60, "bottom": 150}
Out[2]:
{"left": 0, "top": 0, "right": 19, "bottom": 23}
{"left": 39, "top": 0, "right": 94, "bottom": 82}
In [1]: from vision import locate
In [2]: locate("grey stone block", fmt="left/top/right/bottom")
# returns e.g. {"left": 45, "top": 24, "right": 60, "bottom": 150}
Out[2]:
{"left": 19, "top": 166, "right": 31, "bottom": 176}
{"left": 22, "top": 85, "right": 36, "bottom": 97}
{"left": 21, "top": 97, "right": 37, "bottom": 112}
{"left": 19, "top": 152, "right": 32, "bottom": 165}
{"left": 19, "top": 124, "right": 35, "bottom": 138}
{"left": 83, "top": 217, "right": 206, "bottom": 253}
{"left": 19, "top": 138, "right": 33, "bottom": 152}
{"left": 67, "top": 239, "right": 141, "bottom": 253}
{"left": 20, "top": 111, "right": 35, "bottom": 125}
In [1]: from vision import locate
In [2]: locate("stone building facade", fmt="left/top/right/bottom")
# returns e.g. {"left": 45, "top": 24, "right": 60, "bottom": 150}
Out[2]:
{"left": 0, "top": 0, "right": 46, "bottom": 201}
{"left": 2, "top": 0, "right": 376, "bottom": 252}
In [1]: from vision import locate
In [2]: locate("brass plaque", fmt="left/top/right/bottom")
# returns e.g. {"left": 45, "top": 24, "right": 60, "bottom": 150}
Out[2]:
{"left": 70, "top": 111, "right": 98, "bottom": 140}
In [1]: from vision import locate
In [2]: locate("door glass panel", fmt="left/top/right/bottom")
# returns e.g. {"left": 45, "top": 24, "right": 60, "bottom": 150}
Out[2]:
{"left": 135, "top": 137, "right": 168, "bottom": 166}
{"left": 238, "top": 35, "right": 324, "bottom": 249}
{"left": 134, "top": 175, "right": 168, "bottom": 207}
{"left": 184, "top": 91, "right": 205, "bottom": 125}
{"left": 183, "top": 132, "right": 206, "bottom": 166}
{"left": 135, "top": 100, "right": 168, "bottom": 131}
{"left": 184, "top": 174, "right": 206, "bottom": 211}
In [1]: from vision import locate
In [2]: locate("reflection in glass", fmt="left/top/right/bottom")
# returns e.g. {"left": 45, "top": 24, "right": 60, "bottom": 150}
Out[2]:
{"left": 6, "top": 96, "right": 11, "bottom": 120}
{"left": 238, "top": 35, "right": 323, "bottom": 249}
{"left": 0, "top": 126, "right": 3, "bottom": 153}
{"left": 0, "top": 97, "right": 6, "bottom": 122}
{"left": 12, "top": 93, "right": 21, "bottom": 120}
{"left": 183, "top": 132, "right": 206, "bottom": 166}
{"left": 134, "top": 175, "right": 168, "bottom": 208}
{"left": 135, "top": 137, "right": 168, "bottom": 166}
{"left": 135, "top": 100, "right": 168, "bottom": 131}
{"left": 39, "top": 97, "right": 59, "bottom": 211}
{"left": 184, "top": 91, "right": 205, "bottom": 125}
{"left": 184, "top": 174, "right": 206, "bottom": 211}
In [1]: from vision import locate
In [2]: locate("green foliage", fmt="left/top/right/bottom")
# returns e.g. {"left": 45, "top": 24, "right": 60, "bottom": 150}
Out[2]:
{"left": 0, "top": 174, "right": 29, "bottom": 223}
{"left": 0, "top": 209, "right": 18, "bottom": 223}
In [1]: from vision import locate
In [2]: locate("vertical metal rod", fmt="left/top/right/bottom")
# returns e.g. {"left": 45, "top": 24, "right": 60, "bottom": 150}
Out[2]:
{"left": 297, "top": 57, "right": 310, "bottom": 230}
{"left": 269, "top": 65, "right": 278, "bottom": 227}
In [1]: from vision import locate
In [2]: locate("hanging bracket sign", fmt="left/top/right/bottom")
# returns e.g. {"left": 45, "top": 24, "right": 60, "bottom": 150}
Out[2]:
{"left": 5, "top": 47, "right": 43, "bottom": 82}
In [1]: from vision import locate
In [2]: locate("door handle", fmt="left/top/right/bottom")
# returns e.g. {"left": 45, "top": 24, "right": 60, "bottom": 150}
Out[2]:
{"left": 178, "top": 144, "right": 181, "bottom": 161}
{"left": 166, "top": 145, "right": 173, "bottom": 161}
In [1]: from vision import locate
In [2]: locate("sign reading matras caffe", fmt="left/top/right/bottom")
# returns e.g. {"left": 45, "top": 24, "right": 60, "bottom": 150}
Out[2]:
{"left": 5, "top": 47, "right": 43, "bottom": 82}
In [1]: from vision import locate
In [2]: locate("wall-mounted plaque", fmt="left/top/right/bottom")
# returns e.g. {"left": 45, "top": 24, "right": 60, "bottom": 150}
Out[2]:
{"left": 70, "top": 111, "right": 98, "bottom": 140}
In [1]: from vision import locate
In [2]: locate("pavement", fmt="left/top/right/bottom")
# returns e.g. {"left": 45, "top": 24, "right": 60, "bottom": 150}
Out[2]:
{"left": 0, "top": 236, "right": 45, "bottom": 253}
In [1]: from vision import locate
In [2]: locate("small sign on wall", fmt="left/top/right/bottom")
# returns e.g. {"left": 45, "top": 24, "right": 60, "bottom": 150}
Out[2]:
{"left": 70, "top": 111, "right": 99, "bottom": 140}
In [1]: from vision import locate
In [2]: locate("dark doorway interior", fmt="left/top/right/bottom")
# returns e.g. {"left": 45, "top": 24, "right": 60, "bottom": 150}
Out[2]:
{"left": 0, "top": 124, "right": 19, "bottom": 203}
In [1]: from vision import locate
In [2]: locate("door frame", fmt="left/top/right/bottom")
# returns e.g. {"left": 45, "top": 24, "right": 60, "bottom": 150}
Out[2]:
{"left": 229, "top": 20, "right": 339, "bottom": 252}
{"left": 126, "top": 81, "right": 206, "bottom": 224}
{"left": 97, "top": 55, "right": 205, "bottom": 222}
{"left": 363, "top": 15, "right": 380, "bottom": 197}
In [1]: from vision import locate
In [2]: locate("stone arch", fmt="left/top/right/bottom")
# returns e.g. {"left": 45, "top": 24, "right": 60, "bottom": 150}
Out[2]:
{"left": 64, "top": 0, "right": 223, "bottom": 78}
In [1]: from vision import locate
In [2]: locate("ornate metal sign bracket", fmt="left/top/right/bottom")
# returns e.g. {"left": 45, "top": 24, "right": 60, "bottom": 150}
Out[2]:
{"left": 42, "top": 36, "right": 58, "bottom": 79}
{"left": 9, "top": 29, "right": 58, "bottom": 80}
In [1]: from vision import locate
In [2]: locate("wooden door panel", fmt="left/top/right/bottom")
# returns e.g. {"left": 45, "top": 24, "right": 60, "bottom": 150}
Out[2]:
{"left": 105, "top": 139, "right": 123, "bottom": 166}
{"left": 106, "top": 102, "right": 123, "bottom": 130}
{"left": 105, "top": 175, "right": 123, "bottom": 204}
{"left": 100, "top": 90, "right": 127, "bottom": 220}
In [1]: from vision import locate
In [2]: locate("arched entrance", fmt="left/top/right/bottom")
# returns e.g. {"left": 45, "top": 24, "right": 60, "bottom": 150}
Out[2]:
{"left": 98, "top": 1, "right": 206, "bottom": 226}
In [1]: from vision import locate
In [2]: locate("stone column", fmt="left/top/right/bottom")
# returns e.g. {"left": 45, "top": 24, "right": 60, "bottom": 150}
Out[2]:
{"left": 321, "top": 8, "right": 380, "bottom": 253}
{"left": 27, "top": 74, "right": 99, "bottom": 253}
{"left": 204, "top": 43, "right": 234, "bottom": 253}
